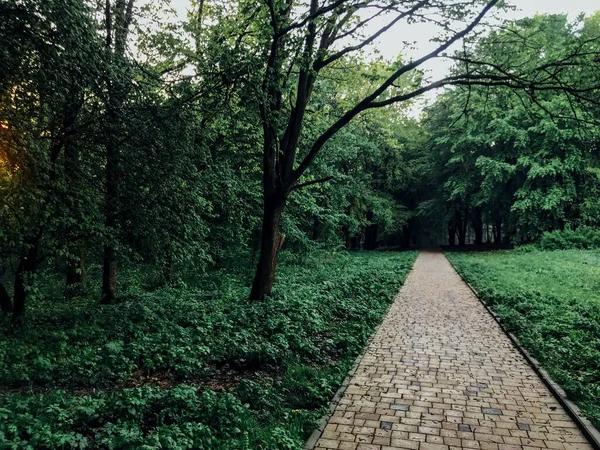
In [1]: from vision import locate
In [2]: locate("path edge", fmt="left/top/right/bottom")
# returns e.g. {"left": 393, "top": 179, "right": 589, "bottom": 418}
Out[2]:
{"left": 444, "top": 251, "right": 600, "bottom": 450}
{"left": 304, "top": 255, "right": 419, "bottom": 450}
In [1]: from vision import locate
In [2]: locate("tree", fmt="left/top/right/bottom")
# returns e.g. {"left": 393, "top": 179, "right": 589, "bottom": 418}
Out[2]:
{"left": 185, "top": 0, "right": 600, "bottom": 299}
{"left": 0, "top": 0, "right": 105, "bottom": 317}
{"left": 422, "top": 14, "right": 600, "bottom": 244}
{"left": 194, "top": 0, "right": 502, "bottom": 299}
{"left": 100, "top": 0, "right": 136, "bottom": 304}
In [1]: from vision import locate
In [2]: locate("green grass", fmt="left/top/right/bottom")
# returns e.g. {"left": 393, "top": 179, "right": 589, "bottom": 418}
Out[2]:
{"left": 0, "top": 251, "right": 417, "bottom": 449}
{"left": 447, "top": 249, "right": 600, "bottom": 428}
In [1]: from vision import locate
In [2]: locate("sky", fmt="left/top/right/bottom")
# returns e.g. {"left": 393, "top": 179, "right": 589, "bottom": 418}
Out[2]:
{"left": 169, "top": 0, "right": 599, "bottom": 113}
{"left": 369, "top": 0, "right": 599, "bottom": 78}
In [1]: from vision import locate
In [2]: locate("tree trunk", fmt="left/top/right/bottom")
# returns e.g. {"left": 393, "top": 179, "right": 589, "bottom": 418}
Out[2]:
{"left": 13, "top": 261, "right": 26, "bottom": 318}
{"left": 472, "top": 207, "right": 483, "bottom": 246}
{"left": 249, "top": 195, "right": 286, "bottom": 300}
{"left": 365, "top": 225, "right": 378, "bottom": 250}
{"left": 0, "top": 282, "right": 12, "bottom": 315}
{"left": 13, "top": 237, "right": 40, "bottom": 318}
{"left": 364, "top": 210, "right": 378, "bottom": 250}
{"left": 494, "top": 218, "right": 502, "bottom": 248}
{"left": 342, "top": 205, "right": 352, "bottom": 249}
{"left": 101, "top": 97, "right": 121, "bottom": 304}
{"left": 65, "top": 250, "right": 85, "bottom": 297}
{"left": 342, "top": 224, "right": 351, "bottom": 249}
{"left": 100, "top": 0, "right": 135, "bottom": 303}
{"left": 101, "top": 244, "right": 117, "bottom": 304}
{"left": 311, "top": 215, "right": 320, "bottom": 241}
{"left": 458, "top": 226, "right": 466, "bottom": 246}
{"left": 448, "top": 224, "right": 456, "bottom": 246}
{"left": 456, "top": 210, "right": 467, "bottom": 246}
{"left": 402, "top": 220, "right": 412, "bottom": 248}
{"left": 162, "top": 255, "right": 174, "bottom": 285}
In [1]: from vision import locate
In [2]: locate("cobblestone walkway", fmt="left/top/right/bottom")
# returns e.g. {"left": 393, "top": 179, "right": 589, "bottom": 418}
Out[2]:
{"left": 311, "top": 250, "right": 592, "bottom": 450}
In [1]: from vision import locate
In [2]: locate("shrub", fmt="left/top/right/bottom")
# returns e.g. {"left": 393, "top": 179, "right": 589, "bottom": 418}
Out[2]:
{"left": 539, "top": 227, "right": 600, "bottom": 250}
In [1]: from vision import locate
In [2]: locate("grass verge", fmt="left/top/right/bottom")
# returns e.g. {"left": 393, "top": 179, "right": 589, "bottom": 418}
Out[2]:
{"left": 0, "top": 251, "right": 417, "bottom": 449}
{"left": 447, "top": 249, "right": 600, "bottom": 429}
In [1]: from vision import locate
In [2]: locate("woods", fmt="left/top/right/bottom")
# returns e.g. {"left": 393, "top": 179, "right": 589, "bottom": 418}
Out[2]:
{"left": 2, "top": 0, "right": 600, "bottom": 447}
{"left": 2, "top": 0, "right": 599, "bottom": 316}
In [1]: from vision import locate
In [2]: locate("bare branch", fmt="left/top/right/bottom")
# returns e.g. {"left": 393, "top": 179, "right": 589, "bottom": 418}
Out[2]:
{"left": 290, "top": 176, "right": 334, "bottom": 191}
{"left": 278, "top": 0, "right": 356, "bottom": 36}
{"left": 288, "top": 0, "right": 501, "bottom": 188}
{"left": 316, "top": 0, "right": 430, "bottom": 70}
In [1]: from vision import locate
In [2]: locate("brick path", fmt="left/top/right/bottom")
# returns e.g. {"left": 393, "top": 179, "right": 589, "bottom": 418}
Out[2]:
{"left": 310, "top": 250, "right": 592, "bottom": 450}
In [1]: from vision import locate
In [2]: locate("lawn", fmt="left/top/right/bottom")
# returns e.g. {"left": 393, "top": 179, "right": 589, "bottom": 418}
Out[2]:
{"left": 0, "top": 251, "right": 416, "bottom": 450}
{"left": 447, "top": 249, "right": 600, "bottom": 428}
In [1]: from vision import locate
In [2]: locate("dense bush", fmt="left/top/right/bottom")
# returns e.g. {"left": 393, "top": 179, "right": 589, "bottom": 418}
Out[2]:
{"left": 448, "top": 250, "right": 600, "bottom": 428}
{"left": 539, "top": 227, "right": 600, "bottom": 250}
{"left": 0, "top": 251, "right": 416, "bottom": 449}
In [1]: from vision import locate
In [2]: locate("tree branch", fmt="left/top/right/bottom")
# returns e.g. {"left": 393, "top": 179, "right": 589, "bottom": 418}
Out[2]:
{"left": 291, "top": 176, "right": 334, "bottom": 191}
{"left": 288, "top": 0, "right": 501, "bottom": 188}
{"left": 315, "top": 0, "right": 430, "bottom": 70}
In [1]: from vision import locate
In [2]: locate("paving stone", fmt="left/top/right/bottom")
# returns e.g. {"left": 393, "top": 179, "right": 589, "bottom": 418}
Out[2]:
{"left": 381, "top": 421, "right": 393, "bottom": 431}
{"left": 391, "top": 404, "right": 410, "bottom": 411}
{"left": 311, "top": 251, "right": 593, "bottom": 450}
{"left": 482, "top": 408, "right": 503, "bottom": 415}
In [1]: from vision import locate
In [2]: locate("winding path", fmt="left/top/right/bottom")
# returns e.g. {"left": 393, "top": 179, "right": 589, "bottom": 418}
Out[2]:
{"left": 309, "top": 250, "right": 593, "bottom": 450}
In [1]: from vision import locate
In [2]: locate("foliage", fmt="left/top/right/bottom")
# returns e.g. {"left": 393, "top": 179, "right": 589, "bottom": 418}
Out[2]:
{"left": 447, "top": 250, "right": 600, "bottom": 428}
{"left": 539, "top": 227, "right": 600, "bottom": 250}
{"left": 2, "top": 0, "right": 600, "bottom": 445}
{"left": 0, "top": 251, "right": 417, "bottom": 449}
{"left": 417, "top": 14, "right": 600, "bottom": 246}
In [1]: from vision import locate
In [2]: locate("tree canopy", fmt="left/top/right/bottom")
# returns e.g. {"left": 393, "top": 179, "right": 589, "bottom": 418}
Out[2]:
{"left": 0, "top": 0, "right": 599, "bottom": 317}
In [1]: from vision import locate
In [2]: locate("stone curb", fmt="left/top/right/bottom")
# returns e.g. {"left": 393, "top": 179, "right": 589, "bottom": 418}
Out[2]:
{"left": 444, "top": 252, "right": 600, "bottom": 450}
{"left": 303, "top": 265, "right": 417, "bottom": 450}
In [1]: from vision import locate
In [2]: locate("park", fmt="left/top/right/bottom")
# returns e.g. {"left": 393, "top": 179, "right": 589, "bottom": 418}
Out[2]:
{"left": 0, "top": 0, "right": 599, "bottom": 448}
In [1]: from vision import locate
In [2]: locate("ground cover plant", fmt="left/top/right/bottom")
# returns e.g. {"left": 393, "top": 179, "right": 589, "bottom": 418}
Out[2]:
{"left": 0, "top": 251, "right": 416, "bottom": 449}
{"left": 2, "top": 0, "right": 600, "bottom": 448}
{"left": 447, "top": 250, "right": 600, "bottom": 428}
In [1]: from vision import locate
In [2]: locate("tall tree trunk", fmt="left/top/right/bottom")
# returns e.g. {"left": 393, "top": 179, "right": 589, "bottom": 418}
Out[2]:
{"left": 458, "top": 228, "right": 466, "bottom": 246}
{"left": 101, "top": 144, "right": 119, "bottom": 303}
{"left": 457, "top": 210, "right": 467, "bottom": 246}
{"left": 311, "top": 215, "right": 320, "bottom": 241}
{"left": 250, "top": 194, "right": 286, "bottom": 300}
{"left": 64, "top": 125, "right": 85, "bottom": 297}
{"left": 341, "top": 205, "right": 352, "bottom": 249}
{"left": 472, "top": 207, "right": 483, "bottom": 246}
{"left": 494, "top": 217, "right": 502, "bottom": 248}
{"left": 13, "top": 261, "right": 26, "bottom": 318}
{"left": 101, "top": 83, "right": 122, "bottom": 304}
{"left": 402, "top": 220, "right": 412, "bottom": 247}
{"left": 341, "top": 225, "right": 351, "bottom": 249}
{"left": 0, "top": 282, "right": 12, "bottom": 315}
{"left": 448, "top": 223, "right": 456, "bottom": 246}
{"left": 13, "top": 237, "right": 40, "bottom": 318}
{"left": 65, "top": 248, "right": 85, "bottom": 297}
{"left": 364, "top": 210, "right": 378, "bottom": 250}
{"left": 101, "top": 244, "right": 117, "bottom": 304}
{"left": 101, "top": 0, "right": 135, "bottom": 303}
{"left": 162, "top": 254, "right": 174, "bottom": 285}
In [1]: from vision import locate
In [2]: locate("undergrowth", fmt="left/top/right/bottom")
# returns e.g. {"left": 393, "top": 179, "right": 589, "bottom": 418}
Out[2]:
{"left": 0, "top": 251, "right": 417, "bottom": 449}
